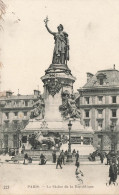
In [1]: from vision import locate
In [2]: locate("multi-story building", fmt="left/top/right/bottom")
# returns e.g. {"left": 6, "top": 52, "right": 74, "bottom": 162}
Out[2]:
{"left": 0, "top": 90, "right": 40, "bottom": 150}
{"left": 78, "top": 66, "right": 119, "bottom": 152}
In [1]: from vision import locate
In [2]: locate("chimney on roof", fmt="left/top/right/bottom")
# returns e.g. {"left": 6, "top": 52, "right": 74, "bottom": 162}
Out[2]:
{"left": 6, "top": 91, "right": 13, "bottom": 97}
{"left": 87, "top": 72, "right": 94, "bottom": 82}
{"left": 17, "top": 89, "right": 20, "bottom": 96}
{"left": 113, "top": 64, "right": 115, "bottom": 70}
{"left": 34, "top": 90, "right": 40, "bottom": 96}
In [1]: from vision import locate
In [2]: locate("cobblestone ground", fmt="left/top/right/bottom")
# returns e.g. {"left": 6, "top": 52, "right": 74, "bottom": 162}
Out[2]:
{"left": 0, "top": 162, "right": 119, "bottom": 195}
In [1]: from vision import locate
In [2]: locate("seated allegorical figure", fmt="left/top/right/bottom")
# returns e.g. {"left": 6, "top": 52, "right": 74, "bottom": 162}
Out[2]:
{"left": 30, "top": 96, "right": 45, "bottom": 119}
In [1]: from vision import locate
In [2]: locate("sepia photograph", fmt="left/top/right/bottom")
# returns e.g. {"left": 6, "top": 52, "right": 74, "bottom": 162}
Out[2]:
{"left": 0, "top": 0, "right": 119, "bottom": 194}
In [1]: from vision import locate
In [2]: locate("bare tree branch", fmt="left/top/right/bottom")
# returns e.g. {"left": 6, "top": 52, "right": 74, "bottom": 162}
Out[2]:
{"left": 0, "top": 0, "right": 6, "bottom": 29}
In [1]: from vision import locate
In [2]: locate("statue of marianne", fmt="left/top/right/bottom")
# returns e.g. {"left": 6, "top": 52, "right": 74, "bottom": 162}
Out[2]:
{"left": 44, "top": 17, "right": 69, "bottom": 65}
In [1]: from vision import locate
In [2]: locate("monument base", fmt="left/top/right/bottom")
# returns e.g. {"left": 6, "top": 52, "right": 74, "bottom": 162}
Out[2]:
{"left": 22, "top": 119, "right": 95, "bottom": 156}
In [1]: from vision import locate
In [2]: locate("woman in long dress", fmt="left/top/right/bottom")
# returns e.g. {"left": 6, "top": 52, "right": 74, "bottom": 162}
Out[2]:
{"left": 45, "top": 19, "right": 69, "bottom": 65}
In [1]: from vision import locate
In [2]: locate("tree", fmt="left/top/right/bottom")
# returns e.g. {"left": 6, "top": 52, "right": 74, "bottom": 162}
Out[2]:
{"left": 0, "top": 0, "right": 6, "bottom": 30}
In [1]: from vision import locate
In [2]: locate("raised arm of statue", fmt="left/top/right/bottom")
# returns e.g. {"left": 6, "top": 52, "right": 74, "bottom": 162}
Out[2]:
{"left": 44, "top": 17, "right": 55, "bottom": 35}
{"left": 45, "top": 23, "right": 55, "bottom": 35}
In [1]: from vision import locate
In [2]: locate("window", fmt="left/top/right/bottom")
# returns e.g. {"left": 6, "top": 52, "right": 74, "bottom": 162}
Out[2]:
{"left": 5, "top": 113, "right": 9, "bottom": 119}
{"left": 100, "top": 79, "right": 103, "bottom": 85}
{"left": 112, "top": 110, "right": 117, "bottom": 117}
{"left": 98, "top": 109, "right": 103, "bottom": 118}
{"left": 13, "top": 134, "right": 18, "bottom": 148}
{"left": 98, "top": 96, "right": 103, "bottom": 103}
{"left": 85, "top": 120, "right": 90, "bottom": 127}
{"left": 13, "top": 121, "right": 18, "bottom": 129}
{"left": 4, "top": 121, "right": 9, "bottom": 128}
{"left": 97, "top": 73, "right": 106, "bottom": 86}
{"left": 4, "top": 134, "right": 8, "bottom": 148}
{"left": 25, "top": 101, "right": 28, "bottom": 106}
{"left": 112, "top": 96, "right": 116, "bottom": 103}
{"left": 16, "top": 101, "right": 19, "bottom": 106}
{"left": 97, "top": 120, "right": 103, "bottom": 130}
{"left": 85, "top": 110, "right": 89, "bottom": 118}
{"left": 24, "top": 112, "right": 27, "bottom": 116}
{"left": 85, "top": 97, "right": 90, "bottom": 104}
{"left": 111, "top": 120, "right": 117, "bottom": 127}
{"left": 14, "top": 112, "right": 18, "bottom": 116}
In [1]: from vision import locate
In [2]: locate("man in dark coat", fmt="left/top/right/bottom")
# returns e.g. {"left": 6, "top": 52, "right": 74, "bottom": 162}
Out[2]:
{"left": 100, "top": 152, "right": 104, "bottom": 164}
{"left": 23, "top": 153, "right": 28, "bottom": 164}
{"left": 52, "top": 151, "right": 56, "bottom": 163}
{"left": 75, "top": 160, "right": 80, "bottom": 168}
{"left": 60, "top": 150, "right": 65, "bottom": 165}
{"left": 40, "top": 153, "right": 46, "bottom": 165}
{"left": 106, "top": 152, "right": 111, "bottom": 165}
{"left": 75, "top": 151, "right": 79, "bottom": 163}
{"left": 109, "top": 162, "right": 117, "bottom": 185}
{"left": 56, "top": 155, "right": 62, "bottom": 169}
{"left": 22, "top": 144, "right": 25, "bottom": 154}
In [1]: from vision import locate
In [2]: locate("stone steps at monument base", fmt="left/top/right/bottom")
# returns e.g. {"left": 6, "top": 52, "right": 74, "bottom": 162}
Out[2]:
{"left": 12, "top": 154, "right": 94, "bottom": 162}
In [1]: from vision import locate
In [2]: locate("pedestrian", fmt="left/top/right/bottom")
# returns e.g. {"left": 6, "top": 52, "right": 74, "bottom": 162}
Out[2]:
{"left": 40, "top": 153, "right": 46, "bottom": 165}
{"left": 75, "top": 167, "right": 84, "bottom": 183}
{"left": 75, "top": 151, "right": 79, "bottom": 163}
{"left": 112, "top": 156, "right": 116, "bottom": 164}
{"left": 64, "top": 150, "right": 68, "bottom": 157}
{"left": 75, "top": 160, "right": 80, "bottom": 168}
{"left": 106, "top": 152, "right": 111, "bottom": 165}
{"left": 56, "top": 155, "right": 62, "bottom": 169}
{"left": 72, "top": 149, "right": 76, "bottom": 157}
{"left": 52, "top": 150, "right": 56, "bottom": 163}
{"left": 117, "top": 156, "right": 119, "bottom": 175}
{"left": 28, "top": 156, "right": 32, "bottom": 163}
{"left": 22, "top": 144, "right": 25, "bottom": 154}
{"left": 100, "top": 152, "right": 104, "bottom": 164}
{"left": 91, "top": 152, "right": 95, "bottom": 161}
{"left": 60, "top": 150, "right": 65, "bottom": 165}
{"left": 109, "top": 162, "right": 117, "bottom": 185}
{"left": 23, "top": 153, "right": 28, "bottom": 164}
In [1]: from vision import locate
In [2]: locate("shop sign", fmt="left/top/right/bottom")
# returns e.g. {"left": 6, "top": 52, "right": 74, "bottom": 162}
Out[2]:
{"left": 71, "top": 137, "right": 81, "bottom": 144}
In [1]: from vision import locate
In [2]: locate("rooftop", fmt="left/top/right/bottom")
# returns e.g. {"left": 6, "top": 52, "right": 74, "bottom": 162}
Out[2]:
{"left": 0, "top": 94, "right": 39, "bottom": 101}
{"left": 83, "top": 68, "right": 119, "bottom": 88}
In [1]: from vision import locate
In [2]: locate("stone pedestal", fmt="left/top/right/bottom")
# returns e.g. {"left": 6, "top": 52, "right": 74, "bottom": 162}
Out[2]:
{"left": 22, "top": 63, "right": 95, "bottom": 155}
{"left": 41, "top": 64, "right": 76, "bottom": 122}
{"left": 44, "top": 92, "right": 62, "bottom": 121}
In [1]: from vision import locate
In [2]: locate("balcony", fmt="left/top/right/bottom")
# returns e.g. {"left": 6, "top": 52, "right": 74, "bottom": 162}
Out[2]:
{"left": 12, "top": 116, "right": 19, "bottom": 121}
{"left": 22, "top": 116, "right": 29, "bottom": 120}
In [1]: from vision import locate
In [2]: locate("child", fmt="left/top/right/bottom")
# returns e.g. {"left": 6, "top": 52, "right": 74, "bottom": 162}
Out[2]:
{"left": 75, "top": 167, "right": 84, "bottom": 184}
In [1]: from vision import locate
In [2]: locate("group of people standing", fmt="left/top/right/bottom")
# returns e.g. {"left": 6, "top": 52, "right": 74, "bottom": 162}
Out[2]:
{"left": 54, "top": 150, "right": 65, "bottom": 169}
{"left": 52, "top": 149, "right": 80, "bottom": 170}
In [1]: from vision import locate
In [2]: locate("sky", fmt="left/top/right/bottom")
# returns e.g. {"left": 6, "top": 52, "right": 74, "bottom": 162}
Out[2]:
{"left": 0, "top": 0, "right": 119, "bottom": 95}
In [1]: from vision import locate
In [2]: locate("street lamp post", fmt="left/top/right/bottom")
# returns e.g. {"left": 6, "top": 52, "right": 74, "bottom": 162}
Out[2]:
{"left": 110, "top": 124, "right": 116, "bottom": 153}
{"left": 17, "top": 121, "right": 23, "bottom": 153}
{"left": 66, "top": 120, "right": 73, "bottom": 163}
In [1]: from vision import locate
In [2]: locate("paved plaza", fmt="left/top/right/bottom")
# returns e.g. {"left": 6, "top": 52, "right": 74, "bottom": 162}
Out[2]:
{"left": 0, "top": 161, "right": 119, "bottom": 195}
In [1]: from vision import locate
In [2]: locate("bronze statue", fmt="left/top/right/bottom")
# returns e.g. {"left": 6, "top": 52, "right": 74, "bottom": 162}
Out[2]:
{"left": 59, "top": 91, "right": 80, "bottom": 119}
{"left": 44, "top": 16, "right": 69, "bottom": 65}
{"left": 30, "top": 95, "right": 45, "bottom": 119}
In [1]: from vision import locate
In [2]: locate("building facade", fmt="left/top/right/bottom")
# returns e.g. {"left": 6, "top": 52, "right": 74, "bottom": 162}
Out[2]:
{"left": 78, "top": 67, "right": 119, "bottom": 152}
{"left": 0, "top": 90, "right": 40, "bottom": 150}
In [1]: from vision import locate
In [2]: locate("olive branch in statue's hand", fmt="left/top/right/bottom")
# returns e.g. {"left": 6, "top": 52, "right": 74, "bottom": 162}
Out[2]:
{"left": 44, "top": 16, "right": 49, "bottom": 26}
